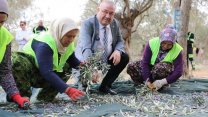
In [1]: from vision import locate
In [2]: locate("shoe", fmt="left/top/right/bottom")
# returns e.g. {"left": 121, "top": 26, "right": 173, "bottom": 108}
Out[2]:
{"left": 99, "top": 87, "right": 117, "bottom": 95}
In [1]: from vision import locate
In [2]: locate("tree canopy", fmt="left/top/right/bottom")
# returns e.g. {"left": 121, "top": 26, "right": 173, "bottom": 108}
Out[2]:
{"left": 6, "top": 0, "right": 33, "bottom": 30}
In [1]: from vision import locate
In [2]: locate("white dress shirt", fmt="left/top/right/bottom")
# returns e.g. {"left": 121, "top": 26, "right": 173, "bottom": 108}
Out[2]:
{"left": 99, "top": 24, "right": 113, "bottom": 58}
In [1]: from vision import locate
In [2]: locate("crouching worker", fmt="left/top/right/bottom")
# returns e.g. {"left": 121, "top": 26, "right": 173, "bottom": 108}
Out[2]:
{"left": 0, "top": 0, "right": 30, "bottom": 108}
{"left": 127, "top": 25, "right": 183, "bottom": 91}
{"left": 12, "top": 18, "right": 85, "bottom": 102}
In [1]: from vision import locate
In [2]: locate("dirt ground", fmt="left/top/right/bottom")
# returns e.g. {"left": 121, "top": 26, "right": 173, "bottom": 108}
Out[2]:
{"left": 190, "top": 62, "right": 208, "bottom": 79}
{"left": 192, "top": 69, "right": 208, "bottom": 78}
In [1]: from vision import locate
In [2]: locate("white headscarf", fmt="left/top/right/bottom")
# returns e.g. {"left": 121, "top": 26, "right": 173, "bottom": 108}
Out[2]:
{"left": 49, "top": 18, "right": 78, "bottom": 54}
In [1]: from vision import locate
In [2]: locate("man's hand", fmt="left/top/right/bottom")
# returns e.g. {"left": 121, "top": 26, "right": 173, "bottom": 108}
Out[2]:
{"left": 79, "top": 61, "right": 87, "bottom": 66}
{"left": 92, "top": 69, "right": 102, "bottom": 83}
{"left": 109, "top": 50, "right": 121, "bottom": 65}
{"left": 153, "top": 78, "right": 168, "bottom": 90}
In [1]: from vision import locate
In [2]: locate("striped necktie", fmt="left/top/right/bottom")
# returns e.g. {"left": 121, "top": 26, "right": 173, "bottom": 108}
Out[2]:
{"left": 103, "top": 26, "right": 108, "bottom": 62}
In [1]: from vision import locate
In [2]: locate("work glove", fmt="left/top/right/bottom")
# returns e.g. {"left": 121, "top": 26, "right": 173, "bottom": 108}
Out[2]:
{"left": 11, "top": 93, "right": 30, "bottom": 108}
{"left": 65, "top": 87, "right": 85, "bottom": 101}
{"left": 153, "top": 78, "right": 168, "bottom": 90}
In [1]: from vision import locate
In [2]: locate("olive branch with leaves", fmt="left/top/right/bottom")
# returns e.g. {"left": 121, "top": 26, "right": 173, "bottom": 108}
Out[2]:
{"left": 79, "top": 52, "right": 110, "bottom": 96}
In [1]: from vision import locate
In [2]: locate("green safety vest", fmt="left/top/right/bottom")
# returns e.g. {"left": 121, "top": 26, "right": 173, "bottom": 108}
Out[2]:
{"left": 0, "top": 26, "right": 13, "bottom": 63}
{"left": 187, "top": 32, "right": 194, "bottom": 42}
{"left": 149, "top": 37, "right": 183, "bottom": 65}
{"left": 33, "top": 26, "right": 48, "bottom": 34}
{"left": 23, "top": 32, "right": 74, "bottom": 72}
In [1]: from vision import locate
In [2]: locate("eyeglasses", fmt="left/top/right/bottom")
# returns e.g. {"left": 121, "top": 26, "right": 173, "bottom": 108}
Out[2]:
{"left": 101, "top": 10, "right": 115, "bottom": 17}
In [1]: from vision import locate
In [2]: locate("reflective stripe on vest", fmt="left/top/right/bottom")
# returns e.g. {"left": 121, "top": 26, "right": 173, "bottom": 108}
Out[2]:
{"left": 0, "top": 26, "right": 13, "bottom": 63}
{"left": 188, "top": 54, "right": 194, "bottom": 58}
{"left": 34, "top": 26, "right": 48, "bottom": 34}
{"left": 23, "top": 32, "right": 74, "bottom": 72}
{"left": 149, "top": 37, "right": 183, "bottom": 65}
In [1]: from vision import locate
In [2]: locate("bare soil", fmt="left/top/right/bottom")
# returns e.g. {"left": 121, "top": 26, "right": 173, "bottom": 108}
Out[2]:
{"left": 190, "top": 62, "right": 208, "bottom": 79}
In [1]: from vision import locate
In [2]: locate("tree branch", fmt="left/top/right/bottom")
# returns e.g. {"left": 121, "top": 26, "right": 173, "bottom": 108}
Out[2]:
{"left": 134, "top": 0, "right": 153, "bottom": 18}
{"left": 131, "top": 15, "right": 146, "bottom": 33}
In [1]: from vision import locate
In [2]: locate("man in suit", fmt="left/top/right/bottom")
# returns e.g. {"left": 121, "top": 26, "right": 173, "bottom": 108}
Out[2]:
{"left": 75, "top": 0, "right": 129, "bottom": 95}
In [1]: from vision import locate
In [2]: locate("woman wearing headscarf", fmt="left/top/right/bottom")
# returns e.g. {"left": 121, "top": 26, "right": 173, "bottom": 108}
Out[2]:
{"left": 12, "top": 17, "right": 85, "bottom": 102}
{"left": 127, "top": 25, "right": 183, "bottom": 90}
{"left": 0, "top": 0, "right": 30, "bottom": 108}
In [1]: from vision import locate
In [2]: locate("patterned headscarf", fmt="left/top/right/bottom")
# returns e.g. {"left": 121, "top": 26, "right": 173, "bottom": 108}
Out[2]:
{"left": 160, "top": 26, "right": 177, "bottom": 43}
{"left": 49, "top": 18, "right": 78, "bottom": 54}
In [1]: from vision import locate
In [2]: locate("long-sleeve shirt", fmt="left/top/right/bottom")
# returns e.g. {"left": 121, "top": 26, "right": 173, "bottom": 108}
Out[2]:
{"left": 0, "top": 43, "right": 19, "bottom": 97}
{"left": 142, "top": 43, "right": 183, "bottom": 84}
{"left": 31, "top": 40, "right": 80, "bottom": 93}
{"left": 15, "top": 29, "right": 32, "bottom": 50}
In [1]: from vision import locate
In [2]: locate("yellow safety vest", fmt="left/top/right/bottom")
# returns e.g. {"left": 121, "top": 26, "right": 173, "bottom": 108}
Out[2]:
{"left": 23, "top": 32, "right": 74, "bottom": 72}
{"left": 149, "top": 37, "right": 183, "bottom": 65}
{"left": 0, "top": 26, "right": 13, "bottom": 63}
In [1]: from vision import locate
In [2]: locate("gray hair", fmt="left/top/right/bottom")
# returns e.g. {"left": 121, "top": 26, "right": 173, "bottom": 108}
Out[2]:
{"left": 99, "top": 0, "right": 116, "bottom": 8}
